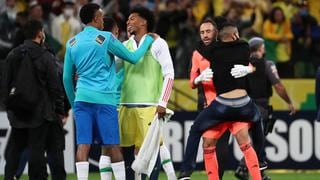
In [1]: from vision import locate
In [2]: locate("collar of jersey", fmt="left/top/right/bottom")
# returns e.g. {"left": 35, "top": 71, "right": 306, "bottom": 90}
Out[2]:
{"left": 84, "top": 26, "right": 99, "bottom": 31}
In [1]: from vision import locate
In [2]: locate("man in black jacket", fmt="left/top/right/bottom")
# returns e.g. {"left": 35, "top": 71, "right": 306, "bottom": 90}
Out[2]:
{"left": 2, "top": 19, "right": 65, "bottom": 180}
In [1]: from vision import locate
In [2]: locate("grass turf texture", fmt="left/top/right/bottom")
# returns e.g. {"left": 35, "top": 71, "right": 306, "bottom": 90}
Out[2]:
{"left": 6, "top": 170, "right": 320, "bottom": 180}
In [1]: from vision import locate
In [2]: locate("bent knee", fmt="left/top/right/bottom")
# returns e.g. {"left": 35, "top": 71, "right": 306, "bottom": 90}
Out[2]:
{"left": 202, "top": 138, "right": 217, "bottom": 148}
{"left": 235, "top": 129, "right": 250, "bottom": 145}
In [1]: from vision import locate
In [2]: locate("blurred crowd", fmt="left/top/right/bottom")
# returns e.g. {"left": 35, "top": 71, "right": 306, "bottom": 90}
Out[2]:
{"left": 0, "top": 0, "right": 320, "bottom": 78}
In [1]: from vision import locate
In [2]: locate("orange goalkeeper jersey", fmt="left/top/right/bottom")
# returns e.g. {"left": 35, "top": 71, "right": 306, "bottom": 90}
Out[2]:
{"left": 189, "top": 50, "right": 217, "bottom": 107}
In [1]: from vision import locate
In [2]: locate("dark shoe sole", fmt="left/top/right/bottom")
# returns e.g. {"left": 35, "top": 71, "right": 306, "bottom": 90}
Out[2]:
{"left": 234, "top": 173, "right": 249, "bottom": 180}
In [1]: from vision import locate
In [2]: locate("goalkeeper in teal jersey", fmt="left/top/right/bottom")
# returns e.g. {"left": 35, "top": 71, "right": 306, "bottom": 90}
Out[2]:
{"left": 63, "top": 3, "right": 154, "bottom": 180}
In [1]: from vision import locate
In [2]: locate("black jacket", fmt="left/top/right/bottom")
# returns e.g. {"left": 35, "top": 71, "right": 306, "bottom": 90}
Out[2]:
{"left": 247, "top": 57, "right": 273, "bottom": 100}
{"left": 197, "top": 40, "right": 250, "bottom": 95}
{"left": 3, "top": 40, "right": 64, "bottom": 128}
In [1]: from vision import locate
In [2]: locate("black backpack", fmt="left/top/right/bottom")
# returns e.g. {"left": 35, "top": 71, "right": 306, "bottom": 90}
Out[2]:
{"left": 4, "top": 45, "right": 43, "bottom": 113}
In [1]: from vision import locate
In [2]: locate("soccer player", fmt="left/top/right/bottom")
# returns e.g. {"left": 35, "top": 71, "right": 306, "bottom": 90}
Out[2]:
{"left": 180, "top": 23, "right": 261, "bottom": 180}
{"left": 188, "top": 18, "right": 230, "bottom": 179}
{"left": 63, "top": 3, "right": 154, "bottom": 180}
{"left": 117, "top": 6, "right": 175, "bottom": 180}
{"left": 181, "top": 17, "right": 255, "bottom": 180}
{"left": 97, "top": 16, "right": 120, "bottom": 180}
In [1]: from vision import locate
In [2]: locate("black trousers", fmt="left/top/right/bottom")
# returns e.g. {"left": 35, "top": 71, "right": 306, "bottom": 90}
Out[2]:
{"left": 4, "top": 122, "right": 49, "bottom": 180}
{"left": 46, "top": 121, "right": 66, "bottom": 180}
{"left": 251, "top": 100, "right": 272, "bottom": 163}
{"left": 12, "top": 121, "right": 66, "bottom": 180}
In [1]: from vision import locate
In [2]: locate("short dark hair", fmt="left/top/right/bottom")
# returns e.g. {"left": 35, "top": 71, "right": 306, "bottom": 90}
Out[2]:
{"left": 103, "top": 16, "right": 117, "bottom": 32}
{"left": 130, "top": 6, "right": 155, "bottom": 32}
{"left": 63, "top": 0, "right": 75, "bottom": 7}
{"left": 212, "top": 16, "right": 228, "bottom": 31}
{"left": 166, "top": 0, "right": 178, "bottom": 6}
{"left": 24, "top": 20, "right": 43, "bottom": 39}
{"left": 17, "top": 11, "right": 29, "bottom": 19}
{"left": 199, "top": 18, "right": 217, "bottom": 30}
{"left": 80, "top": 3, "right": 100, "bottom": 25}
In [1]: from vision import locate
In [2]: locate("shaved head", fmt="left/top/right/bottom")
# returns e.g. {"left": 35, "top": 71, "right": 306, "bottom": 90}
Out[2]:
{"left": 218, "top": 23, "right": 238, "bottom": 41}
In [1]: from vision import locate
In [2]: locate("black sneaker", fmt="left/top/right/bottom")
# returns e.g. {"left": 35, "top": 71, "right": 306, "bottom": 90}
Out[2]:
{"left": 261, "top": 170, "right": 271, "bottom": 180}
{"left": 234, "top": 165, "right": 249, "bottom": 180}
{"left": 259, "top": 161, "right": 268, "bottom": 170}
{"left": 178, "top": 171, "right": 192, "bottom": 180}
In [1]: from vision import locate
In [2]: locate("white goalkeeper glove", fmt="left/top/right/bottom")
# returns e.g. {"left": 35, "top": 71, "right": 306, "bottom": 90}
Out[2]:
{"left": 194, "top": 67, "right": 213, "bottom": 85}
{"left": 230, "top": 64, "right": 254, "bottom": 78}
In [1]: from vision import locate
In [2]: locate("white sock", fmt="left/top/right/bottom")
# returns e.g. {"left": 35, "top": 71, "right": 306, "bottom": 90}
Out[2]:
{"left": 160, "top": 145, "right": 176, "bottom": 179}
{"left": 99, "top": 155, "right": 112, "bottom": 180}
{"left": 111, "top": 161, "right": 126, "bottom": 180}
{"left": 76, "top": 161, "right": 89, "bottom": 180}
{"left": 134, "top": 155, "right": 141, "bottom": 180}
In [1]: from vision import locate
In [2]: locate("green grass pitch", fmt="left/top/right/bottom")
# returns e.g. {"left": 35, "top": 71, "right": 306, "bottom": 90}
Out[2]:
{"left": 4, "top": 170, "right": 320, "bottom": 180}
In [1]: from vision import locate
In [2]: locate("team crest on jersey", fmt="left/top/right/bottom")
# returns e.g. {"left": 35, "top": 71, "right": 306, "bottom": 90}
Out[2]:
{"left": 96, "top": 35, "right": 105, "bottom": 44}
{"left": 69, "top": 38, "right": 76, "bottom": 47}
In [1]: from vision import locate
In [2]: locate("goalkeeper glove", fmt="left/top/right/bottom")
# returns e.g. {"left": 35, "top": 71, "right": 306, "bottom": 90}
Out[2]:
{"left": 230, "top": 64, "right": 254, "bottom": 78}
{"left": 194, "top": 67, "right": 213, "bottom": 85}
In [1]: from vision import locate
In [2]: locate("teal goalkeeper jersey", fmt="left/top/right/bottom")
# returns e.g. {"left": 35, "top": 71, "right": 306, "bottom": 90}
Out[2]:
{"left": 63, "top": 26, "right": 153, "bottom": 108}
